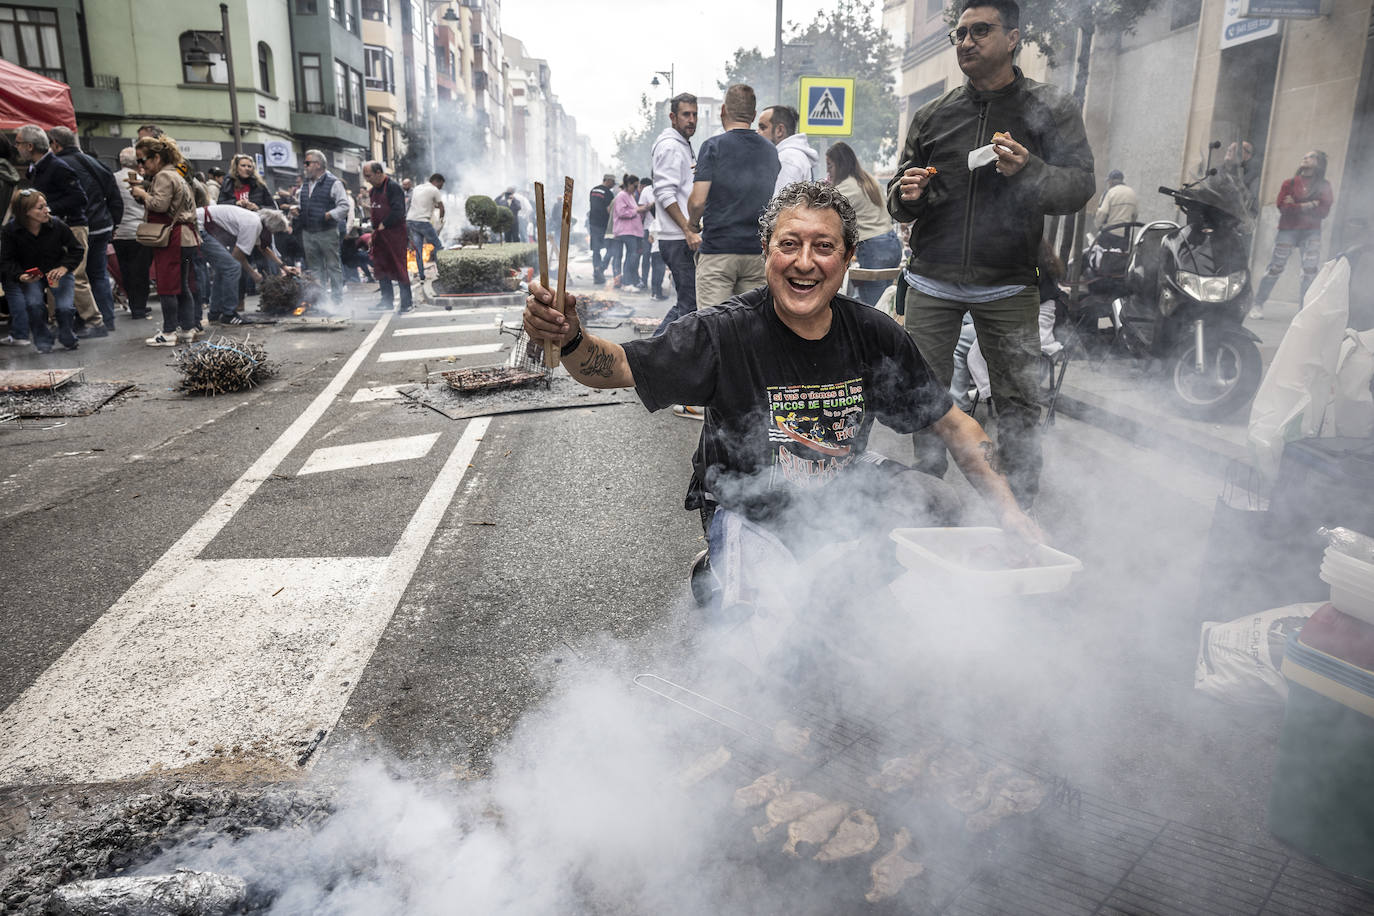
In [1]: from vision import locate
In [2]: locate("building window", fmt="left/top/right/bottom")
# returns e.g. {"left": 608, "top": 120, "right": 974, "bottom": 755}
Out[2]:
{"left": 361, "top": 0, "right": 388, "bottom": 23}
{"left": 907, "top": 79, "right": 946, "bottom": 114}
{"left": 258, "top": 42, "right": 273, "bottom": 94}
{"left": 334, "top": 59, "right": 350, "bottom": 118}
{"left": 926, "top": 0, "right": 944, "bottom": 19}
{"left": 364, "top": 43, "right": 394, "bottom": 93}
{"left": 349, "top": 68, "right": 365, "bottom": 122}
{"left": 295, "top": 0, "right": 317, "bottom": 12}
{"left": 0, "top": 6, "right": 64, "bottom": 80}
{"left": 300, "top": 52, "right": 324, "bottom": 111}
{"left": 331, "top": 0, "right": 344, "bottom": 23}
{"left": 179, "top": 30, "right": 228, "bottom": 84}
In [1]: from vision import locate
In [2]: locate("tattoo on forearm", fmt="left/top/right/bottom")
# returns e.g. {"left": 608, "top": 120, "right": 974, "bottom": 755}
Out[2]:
{"left": 578, "top": 341, "right": 616, "bottom": 378}
{"left": 979, "top": 441, "right": 1004, "bottom": 475}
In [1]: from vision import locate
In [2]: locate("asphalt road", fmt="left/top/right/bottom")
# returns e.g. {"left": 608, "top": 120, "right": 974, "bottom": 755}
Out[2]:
{"left": 1, "top": 277, "right": 1365, "bottom": 910}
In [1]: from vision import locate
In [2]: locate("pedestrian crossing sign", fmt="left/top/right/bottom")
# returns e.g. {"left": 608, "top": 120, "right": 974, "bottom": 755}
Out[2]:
{"left": 799, "top": 76, "right": 855, "bottom": 136}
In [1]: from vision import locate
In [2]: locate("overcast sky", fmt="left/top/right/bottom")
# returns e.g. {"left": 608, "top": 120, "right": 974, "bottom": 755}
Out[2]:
{"left": 502, "top": 0, "right": 880, "bottom": 165}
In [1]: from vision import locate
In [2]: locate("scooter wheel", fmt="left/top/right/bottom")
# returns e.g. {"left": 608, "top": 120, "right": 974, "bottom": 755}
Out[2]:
{"left": 1168, "top": 327, "right": 1263, "bottom": 420}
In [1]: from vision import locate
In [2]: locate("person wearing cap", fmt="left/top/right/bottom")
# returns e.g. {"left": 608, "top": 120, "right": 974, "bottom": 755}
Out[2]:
{"left": 587, "top": 173, "right": 616, "bottom": 284}
{"left": 1095, "top": 169, "right": 1137, "bottom": 246}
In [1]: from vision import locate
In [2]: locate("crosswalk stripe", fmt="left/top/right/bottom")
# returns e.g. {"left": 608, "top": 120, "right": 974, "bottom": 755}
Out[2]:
{"left": 401, "top": 306, "right": 517, "bottom": 319}
{"left": 350, "top": 385, "right": 408, "bottom": 402}
{"left": 297, "top": 432, "right": 441, "bottom": 475}
{"left": 0, "top": 419, "right": 493, "bottom": 783}
{"left": 376, "top": 343, "right": 503, "bottom": 363}
{"left": 392, "top": 323, "right": 496, "bottom": 337}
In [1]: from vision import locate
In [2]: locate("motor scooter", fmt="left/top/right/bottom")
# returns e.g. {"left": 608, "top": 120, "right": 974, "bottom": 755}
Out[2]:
{"left": 1066, "top": 171, "right": 1263, "bottom": 420}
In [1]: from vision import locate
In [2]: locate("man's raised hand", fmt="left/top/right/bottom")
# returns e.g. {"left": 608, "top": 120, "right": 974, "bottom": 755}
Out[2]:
{"left": 523, "top": 279, "right": 579, "bottom": 348}
{"left": 899, "top": 166, "right": 935, "bottom": 202}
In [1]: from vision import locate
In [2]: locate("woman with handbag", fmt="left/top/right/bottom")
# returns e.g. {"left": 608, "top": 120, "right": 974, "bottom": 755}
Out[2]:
{"left": 130, "top": 136, "right": 201, "bottom": 347}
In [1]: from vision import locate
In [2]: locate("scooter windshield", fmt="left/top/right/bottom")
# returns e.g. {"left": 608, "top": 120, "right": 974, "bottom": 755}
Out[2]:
{"left": 1175, "top": 173, "right": 1255, "bottom": 233}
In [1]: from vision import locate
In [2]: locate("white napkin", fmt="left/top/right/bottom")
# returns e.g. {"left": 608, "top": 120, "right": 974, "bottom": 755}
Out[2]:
{"left": 968, "top": 143, "right": 1000, "bottom": 170}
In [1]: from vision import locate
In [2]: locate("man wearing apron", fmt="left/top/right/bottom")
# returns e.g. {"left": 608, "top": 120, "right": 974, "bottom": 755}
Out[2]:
{"left": 364, "top": 160, "right": 412, "bottom": 312}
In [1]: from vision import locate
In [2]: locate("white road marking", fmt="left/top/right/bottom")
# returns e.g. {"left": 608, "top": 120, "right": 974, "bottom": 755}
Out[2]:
{"left": 402, "top": 306, "right": 516, "bottom": 319}
{"left": 391, "top": 323, "right": 495, "bottom": 337}
{"left": 297, "top": 432, "right": 441, "bottom": 476}
{"left": 350, "top": 384, "right": 408, "bottom": 402}
{"left": 0, "top": 418, "right": 492, "bottom": 783}
{"left": 377, "top": 343, "right": 503, "bottom": 363}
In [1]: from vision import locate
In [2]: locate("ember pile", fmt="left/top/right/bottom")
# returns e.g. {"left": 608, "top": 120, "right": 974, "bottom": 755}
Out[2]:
{"left": 443, "top": 366, "right": 550, "bottom": 393}
{"left": 0, "top": 783, "right": 333, "bottom": 915}
{"left": 257, "top": 274, "right": 325, "bottom": 316}
{"left": 174, "top": 337, "right": 275, "bottom": 395}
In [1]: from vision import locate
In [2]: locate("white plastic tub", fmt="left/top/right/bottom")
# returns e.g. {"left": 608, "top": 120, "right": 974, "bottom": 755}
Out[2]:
{"left": 1320, "top": 562, "right": 1374, "bottom": 625}
{"left": 889, "top": 527, "right": 1083, "bottom": 596}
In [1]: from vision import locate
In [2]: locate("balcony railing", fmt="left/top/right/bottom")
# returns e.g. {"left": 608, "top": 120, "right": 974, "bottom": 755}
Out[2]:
{"left": 351, "top": 111, "right": 366, "bottom": 127}
{"left": 365, "top": 76, "right": 394, "bottom": 93}
{"left": 295, "top": 99, "right": 335, "bottom": 115}
{"left": 30, "top": 66, "right": 65, "bottom": 81}
{"left": 91, "top": 73, "right": 120, "bottom": 91}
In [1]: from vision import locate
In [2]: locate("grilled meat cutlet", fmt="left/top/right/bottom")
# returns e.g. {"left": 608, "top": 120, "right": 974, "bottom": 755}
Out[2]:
{"left": 865, "top": 829, "right": 925, "bottom": 902}
{"left": 782, "top": 801, "right": 850, "bottom": 857}
{"left": 814, "top": 808, "right": 880, "bottom": 861}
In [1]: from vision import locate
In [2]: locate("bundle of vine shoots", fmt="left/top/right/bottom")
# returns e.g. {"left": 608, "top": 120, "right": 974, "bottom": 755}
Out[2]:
{"left": 258, "top": 273, "right": 325, "bottom": 315}
{"left": 174, "top": 335, "right": 275, "bottom": 395}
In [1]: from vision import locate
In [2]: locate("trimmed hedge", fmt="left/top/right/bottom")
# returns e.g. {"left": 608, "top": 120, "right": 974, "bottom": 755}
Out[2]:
{"left": 433, "top": 243, "right": 539, "bottom": 294}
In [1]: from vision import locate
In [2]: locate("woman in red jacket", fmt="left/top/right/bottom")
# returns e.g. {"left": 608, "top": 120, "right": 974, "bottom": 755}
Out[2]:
{"left": 1250, "top": 150, "right": 1333, "bottom": 319}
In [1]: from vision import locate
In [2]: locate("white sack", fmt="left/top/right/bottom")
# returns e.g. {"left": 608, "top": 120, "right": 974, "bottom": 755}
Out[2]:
{"left": 1194, "top": 602, "right": 1321, "bottom": 705}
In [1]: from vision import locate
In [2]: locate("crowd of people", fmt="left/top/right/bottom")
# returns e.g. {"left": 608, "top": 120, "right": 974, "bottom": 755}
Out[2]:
{"left": 0, "top": 123, "right": 458, "bottom": 351}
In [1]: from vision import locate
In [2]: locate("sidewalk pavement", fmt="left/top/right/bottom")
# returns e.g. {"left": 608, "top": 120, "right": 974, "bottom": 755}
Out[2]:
{"left": 1052, "top": 298, "right": 1302, "bottom": 477}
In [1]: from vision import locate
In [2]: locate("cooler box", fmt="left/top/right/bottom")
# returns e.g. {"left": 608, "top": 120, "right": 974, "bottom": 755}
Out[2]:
{"left": 1269, "top": 602, "right": 1374, "bottom": 880}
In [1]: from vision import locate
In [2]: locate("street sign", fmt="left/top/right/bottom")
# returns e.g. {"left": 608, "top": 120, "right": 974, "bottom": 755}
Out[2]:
{"left": 1240, "top": 0, "right": 1329, "bottom": 17}
{"left": 264, "top": 140, "right": 297, "bottom": 169}
{"left": 1220, "top": 0, "right": 1280, "bottom": 47}
{"left": 798, "top": 76, "right": 855, "bottom": 137}
{"left": 177, "top": 140, "right": 222, "bottom": 161}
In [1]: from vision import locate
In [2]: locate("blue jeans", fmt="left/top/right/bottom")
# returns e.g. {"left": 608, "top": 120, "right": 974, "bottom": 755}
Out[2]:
{"left": 853, "top": 231, "right": 901, "bottom": 306}
{"left": 655, "top": 238, "right": 698, "bottom": 335}
{"left": 589, "top": 228, "right": 610, "bottom": 281}
{"left": 200, "top": 234, "right": 243, "bottom": 317}
{"left": 612, "top": 234, "right": 639, "bottom": 283}
{"left": 406, "top": 220, "right": 443, "bottom": 280}
{"left": 3, "top": 280, "right": 32, "bottom": 340}
{"left": 86, "top": 230, "right": 116, "bottom": 329}
{"left": 14, "top": 273, "right": 77, "bottom": 350}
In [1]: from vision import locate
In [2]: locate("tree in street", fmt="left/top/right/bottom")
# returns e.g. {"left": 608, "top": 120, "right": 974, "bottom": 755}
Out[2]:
{"left": 612, "top": 93, "right": 666, "bottom": 176}
{"left": 720, "top": 0, "right": 900, "bottom": 166}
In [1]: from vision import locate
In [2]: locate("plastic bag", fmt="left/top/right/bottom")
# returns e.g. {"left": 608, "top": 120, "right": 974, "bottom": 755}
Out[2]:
{"left": 1324, "top": 328, "right": 1374, "bottom": 438}
{"left": 1194, "top": 602, "right": 1321, "bottom": 705}
{"left": 1247, "top": 258, "right": 1351, "bottom": 480}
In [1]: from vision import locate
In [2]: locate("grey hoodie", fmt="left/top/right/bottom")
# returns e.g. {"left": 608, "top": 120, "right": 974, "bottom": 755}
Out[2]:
{"left": 774, "top": 133, "right": 819, "bottom": 194}
{"left": 650, "top": 126, "right": 694, "bottom": 241}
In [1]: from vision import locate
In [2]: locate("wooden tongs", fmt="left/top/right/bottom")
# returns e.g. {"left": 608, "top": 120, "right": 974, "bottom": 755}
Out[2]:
{"left": 533, "top": 178, "right": 574, "bottom": 368}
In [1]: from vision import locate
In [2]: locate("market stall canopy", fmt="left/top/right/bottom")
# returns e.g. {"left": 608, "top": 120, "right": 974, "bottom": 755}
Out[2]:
{"left": 0, "top": 58, "right": 76, "bottom": 131}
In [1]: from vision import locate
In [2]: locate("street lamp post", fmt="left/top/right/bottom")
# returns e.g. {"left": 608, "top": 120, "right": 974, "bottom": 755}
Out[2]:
{"left": 775, "top": 0, "right": 783, "bottom": 104}
{"left": 220, "top": 3, "right": 242, "bottom": 155}
{"left": 650, "top": 65, "right": 674, "bottom": 98}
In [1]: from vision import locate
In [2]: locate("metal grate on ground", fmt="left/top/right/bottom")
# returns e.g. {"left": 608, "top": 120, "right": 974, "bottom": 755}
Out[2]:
{"left": 646, "top": 679, "right": 1374, "bottom": 916}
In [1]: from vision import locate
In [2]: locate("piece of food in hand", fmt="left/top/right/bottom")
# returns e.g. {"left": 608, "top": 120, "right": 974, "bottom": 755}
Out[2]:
{"left": 676, "top": 745, "right": 732, "bottom": 788}
{"left": 814, "top": 808, "right": 880, "bottom": 861}
{"left": 965, "top": 769, "right": 1050, "bottom": 833}
{"left": 772, "top": 719, "right": 812, "bottom": 756}
{"left": 866, "top": 829, "right": 925, "bottom": 902}
{"left": 925, "top": 167, "right": 938, "bottom": 176}
{"left": 733, "top": 769, "right": 793, "bottom": 811}
{"left": 782, "top": 801, "right": 850, "bottom": 857}
{"left": 868, "top": 740, "right": 945, "bottom": 792}
{"left": 752, "top": 790, "right": 827, "bottom": 842}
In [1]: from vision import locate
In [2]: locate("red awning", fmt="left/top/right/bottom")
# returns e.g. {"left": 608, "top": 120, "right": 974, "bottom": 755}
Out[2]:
{"left": 0, "top": 58, "right": 76, "bottom": 131}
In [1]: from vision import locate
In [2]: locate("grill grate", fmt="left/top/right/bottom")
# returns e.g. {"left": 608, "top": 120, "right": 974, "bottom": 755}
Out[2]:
{"left": 644, "top": 678, "right": 1374, "bottom": 915}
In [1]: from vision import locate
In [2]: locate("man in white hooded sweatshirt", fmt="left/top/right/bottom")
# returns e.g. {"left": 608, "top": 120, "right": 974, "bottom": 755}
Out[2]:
{"left": 759, "top": 105, "right": 818, "bottom": 195}
{"left": 651, "top": 93, "right": 699, "bottom": 335}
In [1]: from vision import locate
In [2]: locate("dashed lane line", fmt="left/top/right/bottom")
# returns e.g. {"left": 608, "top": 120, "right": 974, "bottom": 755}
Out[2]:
{"left": 297, "top": 432, "right": 441, "bottom": 476}
{"left": 392, "top": 323, "right": 498, "bottom": 337}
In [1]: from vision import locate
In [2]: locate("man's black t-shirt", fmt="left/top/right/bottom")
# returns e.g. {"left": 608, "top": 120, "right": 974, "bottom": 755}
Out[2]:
{"left": 588, "top": 184, "right": 614, "bottom": 229}
{"left": 694, "top": 129, "right": 780, "bottom": 255}
{"left": 621, "top": 287, "right": 952, "bottom": 521}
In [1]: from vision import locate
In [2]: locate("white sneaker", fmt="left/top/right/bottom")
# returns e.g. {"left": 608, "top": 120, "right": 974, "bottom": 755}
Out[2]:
{"left": 145, "top": 330, "right": 178, "bottom": 347}
{"left": 178, "top": 327, "right": 203, "bottom": 343}
{"left": 0, "top": 335, "right": 25, "bottom": 346}
{"left": 1247, "top": 307, "right": 1264, "bottom": 320}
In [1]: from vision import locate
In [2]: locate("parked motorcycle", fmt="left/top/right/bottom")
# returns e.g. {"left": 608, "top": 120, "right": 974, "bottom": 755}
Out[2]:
{"left": 1066, "top": 171, "right": 1263, "bottom": 420}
